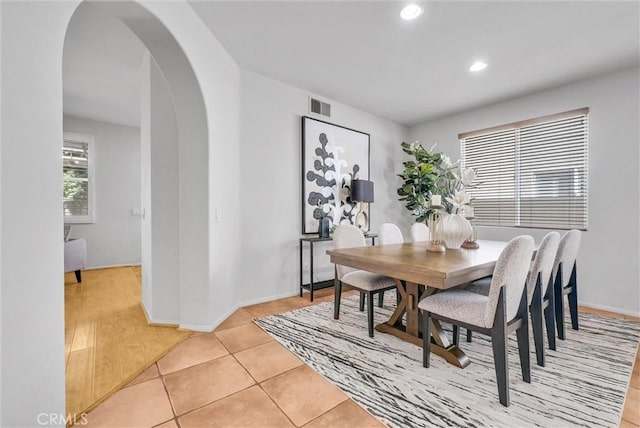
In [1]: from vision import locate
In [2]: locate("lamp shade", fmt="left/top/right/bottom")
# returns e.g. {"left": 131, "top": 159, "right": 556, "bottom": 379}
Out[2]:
{"left": 351, "top": 179, "right": 374, "bottom": 203}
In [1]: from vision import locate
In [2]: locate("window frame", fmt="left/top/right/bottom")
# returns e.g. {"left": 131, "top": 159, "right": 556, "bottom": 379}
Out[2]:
{"left": 63, "top": 131, "right": 96, "bottom": 224}
{"left": 459, "top": 108, "right": 589, "bottom": 231}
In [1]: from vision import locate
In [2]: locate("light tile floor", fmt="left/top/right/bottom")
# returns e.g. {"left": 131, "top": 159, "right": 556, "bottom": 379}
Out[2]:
{"left": 85, "top": 288, "right": 640, "bottom": 428}
{"left": 85, "top": 287, "right": 384, "bottom": 428}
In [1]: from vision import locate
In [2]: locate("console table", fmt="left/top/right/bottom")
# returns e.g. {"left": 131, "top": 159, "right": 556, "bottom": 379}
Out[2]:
{"left": 299, "top": 233, "right": 377, "bottom": 301}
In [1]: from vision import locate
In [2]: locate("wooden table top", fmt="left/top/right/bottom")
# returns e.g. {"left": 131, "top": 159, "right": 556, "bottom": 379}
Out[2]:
{"left": 327, "top": 240, "right": 508, "bottom": 289}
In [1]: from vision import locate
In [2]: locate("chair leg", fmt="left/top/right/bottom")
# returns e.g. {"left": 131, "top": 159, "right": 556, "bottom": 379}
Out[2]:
{"left": 516, "top": 320, "right": 531, "bottom": 383}
{"left": 359, "top": 292, "right": 365, "bottom": 311}
{"left": 333, "top": 278, "right": 342, "bottom": 320}
{"left": 74, "top": 270, "right": 82, "bottom": 283}
{"left": 492, "top": 288, "right": 510, "bottom": 407}
{"left": 554, "top": 267, "right": 566, "bottom": 340}
{"left": 378, "top": 291, "right": 384, "bottom": 308}
{"left": 466, "top": 329, "right": 473, "bottom": 343}
{"left": 544, "top": 281, "right": 557, "bottom": 351}
{"left": 367, "top": 292, "right": 374, "bottom": 338}
{"left": 568, "top": 264, "right": 579, "bottom": 331}
{"left": 516, "top": 288, "right": 531, "bottom": 383}
{"left": 568, "top": 290, "right": 579, "bottom": 331}
{"left": 530, "top": 276, "right": 545, "bottom": 366}
{"left": 422, "top": 311, "right": 431, "bottom": 368}
{"left": 452, "top": 325, "right": 460, "bottom": 347}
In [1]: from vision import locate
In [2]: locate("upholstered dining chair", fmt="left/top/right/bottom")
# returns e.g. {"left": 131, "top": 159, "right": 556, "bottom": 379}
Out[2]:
{"left": 419, "top": 235, "right": 534, "bottom": 406}
{"left": 379, "top": 223, "right": 404, "bottom": 245}
{"left": 553, "top": 229, "right": 582, "bottom": 340}
{"left": 526, "top": 231, "right": 560, "bottom": 366}
{"left": 463, "top": 232, "right": 561, "bottom": 366}
{"left": 333, "top": 225, "right": 397, "bottom": 337}
{"left": 410, "top": 222, "right": 430, "bottom": 242}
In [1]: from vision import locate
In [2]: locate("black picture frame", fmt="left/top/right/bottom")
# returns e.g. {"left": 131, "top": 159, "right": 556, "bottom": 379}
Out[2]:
{"left": 301, "top": 116, "right": 371, "bottom": 235}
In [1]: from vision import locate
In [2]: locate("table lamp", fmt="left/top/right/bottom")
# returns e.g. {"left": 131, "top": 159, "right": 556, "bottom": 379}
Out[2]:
{"left": 351, "top": 179, "right": 374, "bottom": 232}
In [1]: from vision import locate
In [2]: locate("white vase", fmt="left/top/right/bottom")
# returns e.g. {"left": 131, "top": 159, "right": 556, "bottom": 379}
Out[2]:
{"left": 441, "top": 214, "right": 473, "bottom": 249}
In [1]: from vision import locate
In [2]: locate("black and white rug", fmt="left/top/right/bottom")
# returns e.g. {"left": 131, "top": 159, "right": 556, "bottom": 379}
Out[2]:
{"left": 255, "top": 295, "right": 639, "bottom": 428}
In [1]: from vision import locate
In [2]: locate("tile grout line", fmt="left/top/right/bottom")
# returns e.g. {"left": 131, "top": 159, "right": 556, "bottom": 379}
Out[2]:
{"left": 256, "top": 382, "right": 300, "bottom": 427}
{"left": 159, "top": 367, "right": 179, "bottom": 419}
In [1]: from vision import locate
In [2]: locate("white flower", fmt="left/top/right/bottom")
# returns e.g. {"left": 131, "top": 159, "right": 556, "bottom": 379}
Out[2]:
{"left": 441, "top": 154, "right": 453, "bottom": 168}
{"left": 460, "top": 168, "right": 477, "bottom": 187}
{"left": 445, "top": 190, "right": 471, "bottom": 211}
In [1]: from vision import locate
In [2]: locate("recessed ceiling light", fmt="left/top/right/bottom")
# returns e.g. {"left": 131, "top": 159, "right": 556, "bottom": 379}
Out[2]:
{"left": 469, "top": 61, "right": 488, "bottom": 72}
{"left": 400, "top": 4, "right": 423, "bottom": 20}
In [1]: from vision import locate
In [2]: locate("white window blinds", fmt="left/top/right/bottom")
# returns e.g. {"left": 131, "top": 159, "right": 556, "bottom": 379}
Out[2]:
{"left": 460, "top": 108, "right": 588, "bottom": 230}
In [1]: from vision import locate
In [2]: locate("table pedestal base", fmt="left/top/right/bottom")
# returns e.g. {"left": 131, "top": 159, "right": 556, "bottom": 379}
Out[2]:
{"left": 375, "top": 322, "right": 470, "bottom": 368}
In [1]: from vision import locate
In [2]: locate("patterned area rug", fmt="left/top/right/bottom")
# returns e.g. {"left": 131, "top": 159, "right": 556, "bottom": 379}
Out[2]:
{"left": 255, "top": 295, "right": 640, "bottom": 428}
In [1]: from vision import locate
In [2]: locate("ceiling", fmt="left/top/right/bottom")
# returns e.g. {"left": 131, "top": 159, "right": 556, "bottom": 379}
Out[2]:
{"left": 190, "top": 0, "right": 639, "bottom": 126}
{"left": 63, "top": 1, "right": 639, "bottom": 128}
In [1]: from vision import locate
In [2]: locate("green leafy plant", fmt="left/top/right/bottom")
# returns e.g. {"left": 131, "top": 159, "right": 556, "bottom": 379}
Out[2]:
{"left": 397, "top": 142, "right": 444, "bottom": 222}
{"left": 398, "top": 142, "right": 479, "bottom": 221}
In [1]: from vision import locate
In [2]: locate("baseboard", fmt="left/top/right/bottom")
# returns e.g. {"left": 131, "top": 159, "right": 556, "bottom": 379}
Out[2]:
{"left": 85, "top": 263, "right": 141, "bottom": 271}
{"left": 139, "top": 301, "right": 180, "bottom": 327}
{"left": 580, "top": 301, "right": 640, "bottom": 318}
{"left": 240, "top": 290, "right": 299, "bottom": 307}
{"left": 179, "top": 290, "right": 299, "bottom": 332}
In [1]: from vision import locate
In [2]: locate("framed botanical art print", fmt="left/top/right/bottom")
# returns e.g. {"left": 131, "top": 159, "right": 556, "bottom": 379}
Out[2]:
{"left": 302, "top": 116, "right": 370, "bottom": 234}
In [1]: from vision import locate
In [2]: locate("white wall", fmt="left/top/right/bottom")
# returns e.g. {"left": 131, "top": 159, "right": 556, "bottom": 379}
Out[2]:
{"left": 1, "top": 1, "right": 77, "bottom": 425}
{"left": 0, "top": 0, "right": 242, "bottom": 424}
{"left": 63, "top": 115, "right": 141, "bottom": 268}
{"left": 237, "top": 69, "right": 409, "bottom": 303}
{"left": 140, "top": 52, "right": 181, "bottom": 324}
{"left": 409, "top": 67, "right": 640, "bottom": 316}
{"left": 97, "top": 1, "right": 242, "bottom": 332}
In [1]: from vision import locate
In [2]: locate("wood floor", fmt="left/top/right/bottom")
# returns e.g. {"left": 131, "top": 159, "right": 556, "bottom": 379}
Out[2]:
{"left": 65, "top": 266, "right": 190, "bottom": 418}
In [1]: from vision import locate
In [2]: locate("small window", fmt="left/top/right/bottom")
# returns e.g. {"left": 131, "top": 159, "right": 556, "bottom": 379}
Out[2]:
{"left": 460, "top": 108, "right": 588, "bottom": 230}
{"left": 63, "top": 132, "right": 95, "bottom": 223}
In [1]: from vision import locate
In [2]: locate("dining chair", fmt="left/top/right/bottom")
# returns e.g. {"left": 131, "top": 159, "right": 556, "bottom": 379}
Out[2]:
{"left": 333, "top": 225, "right": 397, "bottom": 337}
{"left": 410, "top": 222, "right": 430, "bottom": 242}
{"left": 462, "top": 232, "right": 561, "bottom": 366}
{"left": 379, "top": 223, "right": 404, "bottom": 245}
{"left": 419, "top": 235, "right": 534, "bottom": 406}
{"left": 553, "top": 229, "right": 582, "bottom": 340}
{"left": 526, "top": 231, "right": 560, "bottom": 366}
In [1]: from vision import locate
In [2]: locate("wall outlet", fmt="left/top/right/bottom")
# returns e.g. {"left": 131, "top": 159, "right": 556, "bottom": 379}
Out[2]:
{"left": 131, "top": 208, "right": 145, "bottom": 218}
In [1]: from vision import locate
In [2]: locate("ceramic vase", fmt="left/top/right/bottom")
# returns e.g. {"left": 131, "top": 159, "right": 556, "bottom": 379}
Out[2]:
{"left": 441, "top": 213, "right": 473, "bottom": 249}
{"left": 318, "top": 217, "right": 330, "bottom": 238}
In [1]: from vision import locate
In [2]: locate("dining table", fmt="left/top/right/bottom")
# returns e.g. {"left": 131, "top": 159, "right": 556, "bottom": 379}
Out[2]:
{"left": 326, "top": 239, "right": 510, "bottom": 368}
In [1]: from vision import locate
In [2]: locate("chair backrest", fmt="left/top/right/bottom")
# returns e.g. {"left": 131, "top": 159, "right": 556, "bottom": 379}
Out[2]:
{"left": 553, "top": 229, "right": 581, "bottom": 287}
{"left": 528, "top": 232, "right": 560, "bottom": 299}
{"left": 333, "top": 225, "right": 366, "bottom": 279}
{"left": 379, "top": 223, "right": 404, "bottom": 245}
{"left": 485, "top": 235, "right": 535, "bottom": 326}
{"left": 411, "top": 222, "right": 430, "bottom": 242}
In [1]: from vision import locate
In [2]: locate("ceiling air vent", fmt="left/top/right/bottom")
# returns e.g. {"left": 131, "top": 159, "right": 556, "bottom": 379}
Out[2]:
{"left": 309, "top": 97, "right": 331, "bottom": 118}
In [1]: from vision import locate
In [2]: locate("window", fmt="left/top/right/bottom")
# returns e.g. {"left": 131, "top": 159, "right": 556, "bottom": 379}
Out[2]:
{"left": 460, "top": 108, "right": 588, "bottom": 230}
{"left": 63, "top": 132, "right": 95, "bottom": 223}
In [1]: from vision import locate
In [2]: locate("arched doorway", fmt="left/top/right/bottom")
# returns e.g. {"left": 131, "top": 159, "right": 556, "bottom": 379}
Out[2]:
{"left": 61, "top": 0, "right": 211, "bottom": 416}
